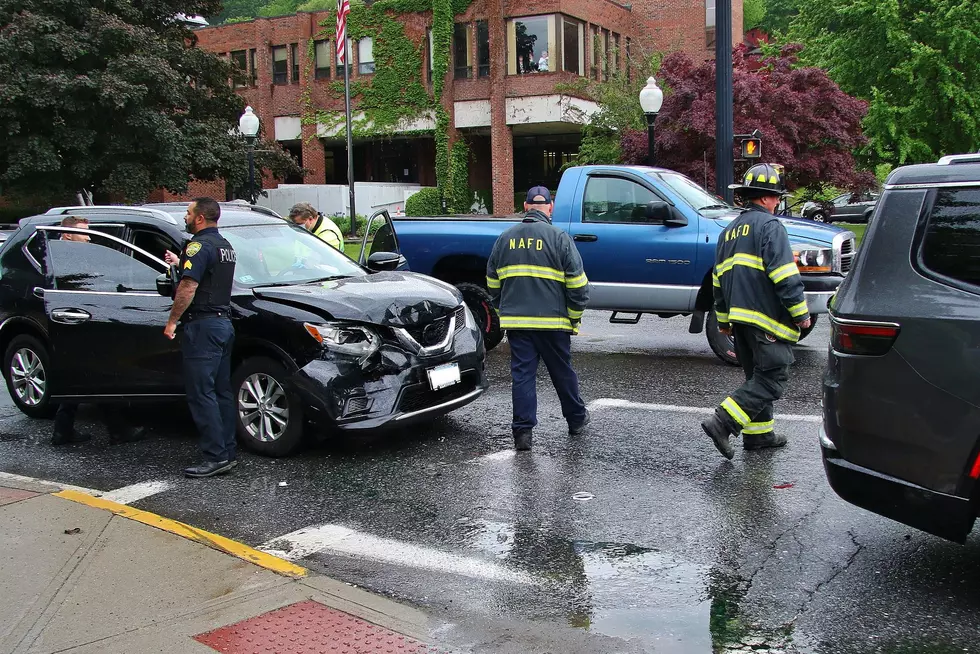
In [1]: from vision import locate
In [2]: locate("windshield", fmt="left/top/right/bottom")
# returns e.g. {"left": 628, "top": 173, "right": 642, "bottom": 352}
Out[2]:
{"left": 651, "top": 172, "right": 733, "bottom": 213}
{"left": 222, "top": 223, "right": 366, "bottom": 287}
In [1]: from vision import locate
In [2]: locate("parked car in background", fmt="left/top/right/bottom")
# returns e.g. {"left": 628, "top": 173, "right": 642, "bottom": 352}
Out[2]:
{"left": 803, "top": 191, "right": 880, "bottom": 224}
{"left": 0, "top": 204, "right": 487, "bottom": 457}
{"left": 821, "top": 153, "right": 980, "bottom": 542}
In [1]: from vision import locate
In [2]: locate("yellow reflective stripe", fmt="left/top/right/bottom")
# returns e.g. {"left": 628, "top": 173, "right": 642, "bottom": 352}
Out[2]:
{"left": 721, "top": 397, "right": 750, "bottom": 427}
{"left": 486, "top": 276, "right": 501, "bottom": 289}
{"left": 500, "top": 316, "right": 573, "bottom": 330}
{"left": 716, "top": 311, "right": 729, "bottom": 323}
{"left": 716, "top": 253, "right": 765, "bottom": 276}
{"left": 497, "top": 265, "right": 565, "bottom": 283}
{"left": 743, "top": 420, "right": 775, "bottom": 435}
{"left": 769, "top": 262, "right": 800, "bottom": 284}
{"left": 712, "top": 272, "right": 721, "bottom": 288}
{"left": 787, "top": 300, "right": 808, "bottom": 318}
{"left": 728, "top": 307, "right": 800, "bottom": 342}
{"left": 565, "top": 272, "right": 588, "bottom": 288}
{"left": 567, "top": 308, "right": 584, "bottom": 319}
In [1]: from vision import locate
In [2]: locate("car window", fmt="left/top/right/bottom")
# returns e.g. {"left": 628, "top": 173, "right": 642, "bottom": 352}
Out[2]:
{"left": 918, "top": 187, "right": 980, "bottom": 291}
{"left": 47, "top": 233, "right": 164, "bottom": 293}
{"left": 833, "top": 194, "right": 851, "bottom": 206}
{"left": 221, "top": 223, "right": 366, "bottom": 287}
{"left": 584, "top": 177, "right": 661, "bottom": 224}
{"left": 131, "top": 228, "right": 179, "bottom": 261}
{"left": 24, "top": 232, "right": 47, "bottom": 273}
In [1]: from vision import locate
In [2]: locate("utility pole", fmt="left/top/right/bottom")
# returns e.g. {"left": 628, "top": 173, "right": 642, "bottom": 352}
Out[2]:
{"left": 715, "top": 0, "right": 734, "bottom": 204}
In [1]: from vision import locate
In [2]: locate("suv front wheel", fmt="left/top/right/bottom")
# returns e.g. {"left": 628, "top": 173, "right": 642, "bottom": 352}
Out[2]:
{"left": 233, "top": 356, "right": 304, "bottom": 457}
{"left": 3, "top": 334, "right": 56, "bottom": 418}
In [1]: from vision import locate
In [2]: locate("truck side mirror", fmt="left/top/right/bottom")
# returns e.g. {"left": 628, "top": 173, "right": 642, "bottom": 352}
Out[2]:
{"left": 646, "top": 201, "right": 688, "bottom": 227}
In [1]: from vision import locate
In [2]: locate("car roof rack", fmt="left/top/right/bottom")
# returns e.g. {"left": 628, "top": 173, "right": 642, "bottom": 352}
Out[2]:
{"left": 142, "top": 201, "right": 283, "bottom": 220}
{"left": 936, "top": 153, "right": 980, "bottom": 166}
{"left": 42, "top": 205, "right": 178, "bottom": 225}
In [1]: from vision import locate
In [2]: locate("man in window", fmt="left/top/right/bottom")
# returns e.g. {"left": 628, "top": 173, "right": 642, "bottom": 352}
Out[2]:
{"left": 51, "top": 216, "right": 147, "bottom": 446}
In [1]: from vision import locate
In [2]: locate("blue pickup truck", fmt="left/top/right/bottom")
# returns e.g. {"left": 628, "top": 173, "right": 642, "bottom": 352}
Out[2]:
{"left": 359, "top": 165, "right": 854, "bottom": 365}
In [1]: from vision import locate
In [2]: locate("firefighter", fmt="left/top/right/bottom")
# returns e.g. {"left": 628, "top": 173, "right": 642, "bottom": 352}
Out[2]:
{"left": 701, "top": 163, "right": 812, "bottom": 459}
{"left": 487, "top": 186, "right": 591, "bottom": 451}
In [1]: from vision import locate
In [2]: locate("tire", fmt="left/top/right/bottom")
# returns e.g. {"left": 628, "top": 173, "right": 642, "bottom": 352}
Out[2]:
{"left": 706, "top": 310, "right": 740, "bottom": 366}
{"left": 232, "top": 356, "right": 304, "bottom": 457}
{"left": 456, "top": 282, "right": 503, "bottom": 351}
{"left": 797, "top": 314, "right": 818, "bottom": 342}
{"left": 811, "top": 210, "right": 830, "bottom": 223}
{"left": 3, "top": 334, "right": 56, "bottom": 418}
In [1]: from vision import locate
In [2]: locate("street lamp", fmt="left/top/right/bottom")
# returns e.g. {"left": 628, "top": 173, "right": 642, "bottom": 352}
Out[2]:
{"left": 639, "top": 77, "right": 664, "bottom": 167}
{"left": 238, "top": 106, "right": 260, "bottom": 203}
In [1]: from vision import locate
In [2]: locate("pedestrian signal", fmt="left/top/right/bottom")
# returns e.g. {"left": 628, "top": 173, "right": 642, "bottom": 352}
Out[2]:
{"left": 741, "top": 138, "right": 762, "bottom": 159}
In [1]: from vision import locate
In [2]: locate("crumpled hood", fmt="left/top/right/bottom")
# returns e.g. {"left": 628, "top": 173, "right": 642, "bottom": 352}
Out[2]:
{"left": 711, "top": 212, "right": 847, "bottom": 247}
{"left": 252, "top": 271, "right": 462, "bottom": 326}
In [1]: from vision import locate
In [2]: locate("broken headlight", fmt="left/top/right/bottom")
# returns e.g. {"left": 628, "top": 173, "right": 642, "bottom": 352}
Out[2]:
{"left": 304, "top": 322, "right": 380, "bottom": 357}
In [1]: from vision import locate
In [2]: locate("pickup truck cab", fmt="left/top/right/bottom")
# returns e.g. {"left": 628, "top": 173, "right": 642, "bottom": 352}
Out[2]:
{"left": 359, "top": 165, "right": 854, "bottom": 365}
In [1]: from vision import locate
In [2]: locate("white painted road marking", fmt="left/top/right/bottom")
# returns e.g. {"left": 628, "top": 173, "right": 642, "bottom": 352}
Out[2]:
{"left": 259, "top": 524, "right": 536, "bottom": 585}
{"left": 586, "top": 398, "right": 823, "bottom": 424}
{"left": 0, "top": 471, "right": 102, "bottom": 496}
{"left": 101, "top": 480, "right": 172, "bottom": 505}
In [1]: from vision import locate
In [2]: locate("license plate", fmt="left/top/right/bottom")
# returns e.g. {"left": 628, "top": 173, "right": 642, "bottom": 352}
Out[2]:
{"left": 427, "top": 362, "right": 461, "bottom": 390}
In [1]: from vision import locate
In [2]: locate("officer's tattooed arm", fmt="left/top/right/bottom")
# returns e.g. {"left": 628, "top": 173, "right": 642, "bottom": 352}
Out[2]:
{"left": 163, "top": 279, "right": 200, "bottom": 339}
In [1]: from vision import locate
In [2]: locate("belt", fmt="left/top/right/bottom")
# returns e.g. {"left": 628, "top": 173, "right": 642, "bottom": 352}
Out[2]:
{"left": 182, "top": 310, "right": 228, "bottom": 323}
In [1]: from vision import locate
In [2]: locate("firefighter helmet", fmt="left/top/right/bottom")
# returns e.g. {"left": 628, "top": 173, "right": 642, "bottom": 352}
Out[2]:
{"left": 729, "top": 163, "right": 789, "bottom": 197}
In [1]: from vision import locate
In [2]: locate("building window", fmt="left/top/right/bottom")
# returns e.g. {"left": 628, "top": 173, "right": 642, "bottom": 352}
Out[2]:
{"left": 231, "top": 50, "right": 247, "bottom": 88}
{"left": 561, "top": 17, "right": 583, "bottom": 75}
{"left": 454, "top": 23, "right": 472, "bottom": 79}
{"left": 476, "top": 21, "right": 490, "bottom": 77}
{"left": 249, "top": 49, "right": 257, "bottom": 85}
{"left": 612, "top": 33, "right": 620, "bottom": 76}
{"left": 272, "top": 46, "right": 288, "bottom": 84}
{"left": 626, "top": 37, "right": 632, "bottom": 83}
{"left": 590, "top": 26, "right": 599, "bottom": 79}
{"left": 336, "top": 39, "right": 351, "bottom": 77}
{"left": 358, "top": 37, "right": 375, "bottom": 75}
{"left": 427, "top": 29, "right": 433, "bottom": 82}
{"left": 508, "top": 15, "right": 555, "bottom": 75}
{"left": 706, "top": 0, "right": 716, "bottom": 48}
{"left": 314, "top": 40, "right": 331, "bottom": 79}
{"left": 291, "top": 43, "right": 300, "bottom": 82}
{"left": 600, "top": 29, "right": 610, "bottom": 81}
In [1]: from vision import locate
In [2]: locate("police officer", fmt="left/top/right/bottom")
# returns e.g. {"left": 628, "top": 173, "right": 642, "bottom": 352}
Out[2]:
{"left": 288, "top": 202, "right": 345, "bottom": 251}
{"left": 701, "top": 164, "right": 812, "bottom": 459}
{"left": 487, "top": 186, "right": 590, "bottom": 452}
{"left": 163, "top": 198, "right": 238, "bottom": 478}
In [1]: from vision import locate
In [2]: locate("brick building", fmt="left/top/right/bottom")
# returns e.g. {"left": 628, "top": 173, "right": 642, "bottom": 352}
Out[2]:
{"left": 159, "top": 0, "right": 743, "bottom": 214}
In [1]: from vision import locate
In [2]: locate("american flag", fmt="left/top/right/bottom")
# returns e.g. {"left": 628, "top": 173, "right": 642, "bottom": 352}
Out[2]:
{"left": 336, "top": 0, "right": 350, "bottom": 64}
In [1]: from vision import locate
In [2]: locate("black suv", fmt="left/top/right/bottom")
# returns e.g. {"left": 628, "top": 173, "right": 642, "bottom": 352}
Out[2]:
{"left": 0, "top": 203, "right": 487, "bottom": 456}
{"left": 821, "top": 153, "right": 980, "bottom": 542}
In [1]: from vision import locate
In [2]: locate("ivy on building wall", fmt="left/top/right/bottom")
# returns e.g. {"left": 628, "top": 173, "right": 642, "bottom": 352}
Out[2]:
{"left": 299, "top": 0, "right": 473, "bottom": 212}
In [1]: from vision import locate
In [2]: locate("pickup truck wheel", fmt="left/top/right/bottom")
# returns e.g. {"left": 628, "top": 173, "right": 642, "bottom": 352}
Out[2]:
{"left": 797, "top": 314, "right": 818, "bottom": 341}
{"left": 706, "top": 310, "right": 740, "bottom": 366}
{"left": 456, "top": 282, "right": 503, "bottom": 351}
{"left": 233, "top": 356, "right": 304, "bottom": 457}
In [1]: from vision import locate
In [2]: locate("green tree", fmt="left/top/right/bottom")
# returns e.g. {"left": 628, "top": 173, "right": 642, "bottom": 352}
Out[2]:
{"left": 757, "top": 0, "right": 799, "bottom": 36}
{"left": 0, "top": 0, "right": 299, "bottom": 202}
{"left": 743, "top": 0, "right": 766, "bottom": 31}
{"left": 790, "top": 0, "right": 980, "bottom": 165}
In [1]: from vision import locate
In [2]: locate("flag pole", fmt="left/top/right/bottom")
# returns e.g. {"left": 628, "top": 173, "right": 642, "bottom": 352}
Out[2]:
{"left": 343, "top": 38, "right": 356, "bottom": 239}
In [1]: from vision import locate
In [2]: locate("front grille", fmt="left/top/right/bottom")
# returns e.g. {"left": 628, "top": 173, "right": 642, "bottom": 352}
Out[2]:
{"left": 840, "top": 237, "right": 855, "bottom": 273}
{"left": 398, "top": 371, "right": 477, "bottom": 414}
{"left": 344, "top": 396, "right": 370, "bottom": 415}
{"left": 404, "top": 305, "right": 466, "bottom": 347}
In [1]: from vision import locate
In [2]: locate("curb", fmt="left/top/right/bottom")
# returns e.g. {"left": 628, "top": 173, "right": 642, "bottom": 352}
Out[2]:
{"left": 53, "top": 489, "right": 308, "bottom": 579}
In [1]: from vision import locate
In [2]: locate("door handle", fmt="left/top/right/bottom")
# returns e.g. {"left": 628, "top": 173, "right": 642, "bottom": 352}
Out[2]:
{"left": 574, "top": 234, "right": 598, "bottom": 242}
{"left": 50, "top": 309, "right": 91, "bottom": 324}
{"left": 33, "top": 287, "right": 45, "bottom": 299}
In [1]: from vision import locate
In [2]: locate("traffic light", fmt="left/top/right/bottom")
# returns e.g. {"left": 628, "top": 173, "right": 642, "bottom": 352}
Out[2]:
{"left": 741, "top": 138, "right": 762, "bottom": 159}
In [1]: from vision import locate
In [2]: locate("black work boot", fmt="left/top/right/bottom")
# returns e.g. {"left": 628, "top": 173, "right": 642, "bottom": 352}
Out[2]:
{"left": 743, "top": 432, "right": 788, "bottom": 451}
{"left": 183, "top": 460, "right": 234, "bottom": 478}
{"left": 51, "top": 429, "right": 92, "bottom": 446}
{"left": 569, "top": 411, "right": 591, "bottom": 436}
{"left": 701, "top": 411, "right": 735, "bottom": 460}
{"left": 110, "top": 426, "right": 147, "bottom": 445}
{"left": 514, "top": 429, "right": 532, "bottom": 451}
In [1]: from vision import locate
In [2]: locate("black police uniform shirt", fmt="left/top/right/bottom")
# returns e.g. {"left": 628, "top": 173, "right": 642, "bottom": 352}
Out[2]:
{"left": 178, "top": 227, "right": 237, "bottom": 316}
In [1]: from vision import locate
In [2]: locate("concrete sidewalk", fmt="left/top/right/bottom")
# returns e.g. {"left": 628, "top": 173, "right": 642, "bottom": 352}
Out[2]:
{"left": 0, "top": 477, "right": 440, "bottom": 654}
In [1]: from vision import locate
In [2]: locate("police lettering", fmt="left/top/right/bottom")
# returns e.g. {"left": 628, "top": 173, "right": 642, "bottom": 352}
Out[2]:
{"left": 509, "top": 238, "right": 544, "bottom": 250}
{"left": 219, "top": 248, "right": 237, "bottom": 263}
{"left": 725, "top": 224, "right": 751, "bottom": 242}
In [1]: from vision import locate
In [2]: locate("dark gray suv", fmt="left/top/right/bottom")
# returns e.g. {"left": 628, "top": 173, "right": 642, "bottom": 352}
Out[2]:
{"left": 821, "top": 153, "right": 980, "bottom": 543}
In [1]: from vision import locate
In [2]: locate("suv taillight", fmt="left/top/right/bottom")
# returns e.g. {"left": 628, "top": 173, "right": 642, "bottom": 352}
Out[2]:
{"left": 830, "top": 316, "right": 900, "bottom": 356}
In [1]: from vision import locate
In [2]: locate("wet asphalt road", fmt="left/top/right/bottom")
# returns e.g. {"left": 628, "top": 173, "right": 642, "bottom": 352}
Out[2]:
{"left": 1, "top": 313, "right": 979, "bottom": 653}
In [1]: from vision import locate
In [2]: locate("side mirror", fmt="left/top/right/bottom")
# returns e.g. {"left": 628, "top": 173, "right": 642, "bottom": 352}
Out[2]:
{"left": 157, "top": 266, "right": 177, "bottom": 297}
{"left": 646, "top": 201, "right": 689, "bottom": 227}
{"left": 366, "top": 251, "right": 402, "bottom": 273}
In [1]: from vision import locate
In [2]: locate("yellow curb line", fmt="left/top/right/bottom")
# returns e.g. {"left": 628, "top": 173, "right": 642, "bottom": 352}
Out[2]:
{"left": 53, "top": 489, "right": 308, "bottom": 578}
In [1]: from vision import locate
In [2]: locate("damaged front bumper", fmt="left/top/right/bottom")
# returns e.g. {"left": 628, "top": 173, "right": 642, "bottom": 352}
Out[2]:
{"left": 289, "top": 308, "right": 488, "bottom": 432}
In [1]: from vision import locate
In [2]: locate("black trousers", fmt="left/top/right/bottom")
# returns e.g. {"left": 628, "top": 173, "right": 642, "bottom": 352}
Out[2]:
{"left": 182, "top": 317, "right": 237, "bottom": 463}
{"left": 54, "top": 403, "right": 132, "bottom": 437}
{"left": 719, "top": 324, "right": 794, "bottom": 436}
{"left": 509, "top": 330, "right": 587, "bottom": 432}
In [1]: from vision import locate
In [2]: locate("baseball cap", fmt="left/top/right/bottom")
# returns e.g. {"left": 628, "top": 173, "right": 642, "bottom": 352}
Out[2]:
{"left": 525, "top": 186, "right": 552, "bottom": 204}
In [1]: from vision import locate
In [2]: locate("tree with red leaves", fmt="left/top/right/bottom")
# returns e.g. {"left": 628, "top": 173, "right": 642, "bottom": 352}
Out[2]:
{"left": 620, "top": 44, "right": 876, "bottom": 194}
